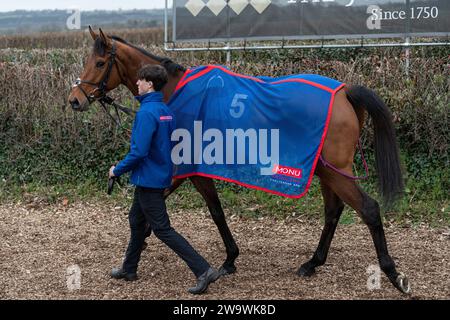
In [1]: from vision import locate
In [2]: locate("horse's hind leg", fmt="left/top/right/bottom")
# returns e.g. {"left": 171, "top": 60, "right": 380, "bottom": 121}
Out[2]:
{"left": 298, "top": 180, "right": 344, "bottom": 276}
{"left": 189, "top": 176, "right": 239, "bottom": 276}
{"left": 357, "top": 189, "right": 410, "bottom": 294}
{"left": 311, "top": 166, "right": 410, "bottom": 294}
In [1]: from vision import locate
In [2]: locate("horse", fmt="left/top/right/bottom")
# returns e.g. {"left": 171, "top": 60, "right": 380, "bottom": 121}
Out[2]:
{"left": 68, "top": 27, "right": 410, "bottom": 294}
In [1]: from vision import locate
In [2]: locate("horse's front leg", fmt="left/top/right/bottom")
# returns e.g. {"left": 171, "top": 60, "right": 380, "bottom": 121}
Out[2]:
{"left": 164, "top": 177, "right": 187, "bottom": 199}
{"left": 189, "top": 176, "right": 239, "bottom": 276}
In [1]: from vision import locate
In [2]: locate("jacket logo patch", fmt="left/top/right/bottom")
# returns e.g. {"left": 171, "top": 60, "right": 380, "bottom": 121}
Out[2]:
{"left": 159, "top": 115, "right": 173, "bottom": 121}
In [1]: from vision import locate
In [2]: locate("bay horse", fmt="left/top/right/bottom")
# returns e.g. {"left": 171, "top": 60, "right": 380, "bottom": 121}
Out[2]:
{"left": 68, "top": 27, "right": 410, "bottom": 294}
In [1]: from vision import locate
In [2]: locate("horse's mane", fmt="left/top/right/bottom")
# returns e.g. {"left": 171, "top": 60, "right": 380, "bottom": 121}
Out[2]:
{"left": 93, "top": 36, "right": 186, "bottom": 77}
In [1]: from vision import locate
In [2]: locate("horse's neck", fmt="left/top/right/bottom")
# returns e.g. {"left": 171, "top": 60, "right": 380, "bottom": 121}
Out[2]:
{"left": 118, "top": 47, "right": 184, "bottom": 103}
{"left": 162, "top": 71, "right": 185, "bottom": 103}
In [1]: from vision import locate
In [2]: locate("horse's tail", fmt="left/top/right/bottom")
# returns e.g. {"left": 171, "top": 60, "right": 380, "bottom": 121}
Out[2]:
{"left": 345, "top": 85, "right": 404, "bottom": 207}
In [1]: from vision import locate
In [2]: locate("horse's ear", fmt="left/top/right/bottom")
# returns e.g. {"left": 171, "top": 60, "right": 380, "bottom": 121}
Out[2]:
{"left": 88, "top": 25, "right": 97, "bottom": 41}
{"left": 99, "top": 28, "right": 111, "bottom": 47}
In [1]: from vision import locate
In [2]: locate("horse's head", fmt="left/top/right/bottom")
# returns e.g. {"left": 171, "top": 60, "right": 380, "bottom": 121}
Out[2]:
{"left": 68, "top": 27, "right": 123, "bottom": 111}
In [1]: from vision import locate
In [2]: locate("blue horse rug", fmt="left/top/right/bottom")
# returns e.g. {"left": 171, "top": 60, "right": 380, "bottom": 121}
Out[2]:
{"left": 167, "top": 65, "right": 345, "bottom": 198}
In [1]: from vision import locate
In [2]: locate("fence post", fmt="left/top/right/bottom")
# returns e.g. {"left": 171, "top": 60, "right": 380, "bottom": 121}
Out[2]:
{"left": 405, "top": 36, "right": 411, "bottom": 77}
{"left": 226, "top": 42, "right": 231, "bottom": 65}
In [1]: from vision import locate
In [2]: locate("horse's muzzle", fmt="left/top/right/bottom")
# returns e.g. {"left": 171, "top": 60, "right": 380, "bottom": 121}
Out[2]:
{"left": 69, "top": 97, "right": 83, "bottom": 111}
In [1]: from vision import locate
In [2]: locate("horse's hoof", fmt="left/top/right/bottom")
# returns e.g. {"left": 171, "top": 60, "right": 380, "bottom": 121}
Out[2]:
{"left": 297, "top": 264, "right": 315, "bottom": 277}
{"left": 395, "top": 272, "right": 411, "bottom": 294}
{"left": 218, "top": 264, "right": 236, "bottom": 276}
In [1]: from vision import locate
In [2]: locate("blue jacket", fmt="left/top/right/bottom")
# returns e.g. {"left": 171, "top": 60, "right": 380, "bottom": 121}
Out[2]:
{"left": 113, "top": 91, "right": 175, "bottom": 188}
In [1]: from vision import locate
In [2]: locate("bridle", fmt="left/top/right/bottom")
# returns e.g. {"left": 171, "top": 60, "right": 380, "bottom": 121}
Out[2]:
{"left": 72, "top": 40, "right": 117, "bottom": 104}
{"left": 72, "top": 39, "right": 135, "bottom": 128}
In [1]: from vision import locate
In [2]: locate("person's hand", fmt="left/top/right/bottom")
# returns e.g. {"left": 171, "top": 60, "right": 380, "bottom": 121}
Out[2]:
{"left": 109, "top": 166, "right": 116, "bottom": 179}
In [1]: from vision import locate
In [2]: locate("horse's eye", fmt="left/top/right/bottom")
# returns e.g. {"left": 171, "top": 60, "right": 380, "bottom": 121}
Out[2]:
{"left": 96, "top": 61, "right": 105, "bottom": 68}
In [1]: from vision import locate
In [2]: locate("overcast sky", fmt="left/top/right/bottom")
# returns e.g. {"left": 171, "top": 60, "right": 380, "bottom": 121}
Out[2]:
{"left": 0, "top": 0, "right": 167, "bottom": 12}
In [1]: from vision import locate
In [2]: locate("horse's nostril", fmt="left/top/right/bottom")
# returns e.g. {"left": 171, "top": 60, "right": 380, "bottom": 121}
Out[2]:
{"left": 70, "top": 98, "right": 80, "bottom": 109}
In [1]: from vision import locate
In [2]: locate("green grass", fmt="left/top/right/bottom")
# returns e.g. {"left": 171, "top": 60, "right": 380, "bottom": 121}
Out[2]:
{"left": 1, "top": 172, "right": 447, "bottom": 226}
{"left": 339, "top": 209, "right": 356, "bottom": 225}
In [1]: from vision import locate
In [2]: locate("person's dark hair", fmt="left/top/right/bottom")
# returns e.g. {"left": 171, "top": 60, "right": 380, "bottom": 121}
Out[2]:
{"left": 137, "top": 64, "right": 168, "bottom": 91}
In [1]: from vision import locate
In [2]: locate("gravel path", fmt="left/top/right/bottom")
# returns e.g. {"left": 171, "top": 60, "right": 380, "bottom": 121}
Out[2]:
{"left": 0, "top": 201, "right": 449, "bottom": 300}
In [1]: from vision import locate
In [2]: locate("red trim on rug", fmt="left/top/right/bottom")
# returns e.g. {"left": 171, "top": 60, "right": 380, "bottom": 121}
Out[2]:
{"left": 173, "top": 172, "right": 303, "bottom": 198}
{"left": 302, "top": 82, "right": 346, "bottom": 195}
{"left": 174, "top": 66, "right": 213, "bottom": 92}
{"left": 174, "top": 68, "right": 192, "bottom": 92}
{"left": 271, "top": 78, "right": 335, "bottom": 93}
{"left": 212, "top": 65, "right": 266, "bottom": 83}
{"left": 174, "top": 65, "right": 337, "bottom": 94}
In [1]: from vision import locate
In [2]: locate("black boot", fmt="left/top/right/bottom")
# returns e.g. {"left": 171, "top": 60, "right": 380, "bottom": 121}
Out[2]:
{"left": 111, "top": 267, "right": 138, "bottom": 281}
{"left": 188, "top": 267, "right": 219, "bottom": 295}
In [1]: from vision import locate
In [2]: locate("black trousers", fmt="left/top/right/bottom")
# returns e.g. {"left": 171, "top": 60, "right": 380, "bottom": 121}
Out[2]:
{"left": 122, "top": 186, "right": 210, "bottom": 278}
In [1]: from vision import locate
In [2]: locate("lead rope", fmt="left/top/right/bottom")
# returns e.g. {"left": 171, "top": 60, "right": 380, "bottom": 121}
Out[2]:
{"left": 98, "top": 95, "right": 136, "bottom": 135}
{"left": 319, "top": 139, "right": 369, "bottom": 180}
